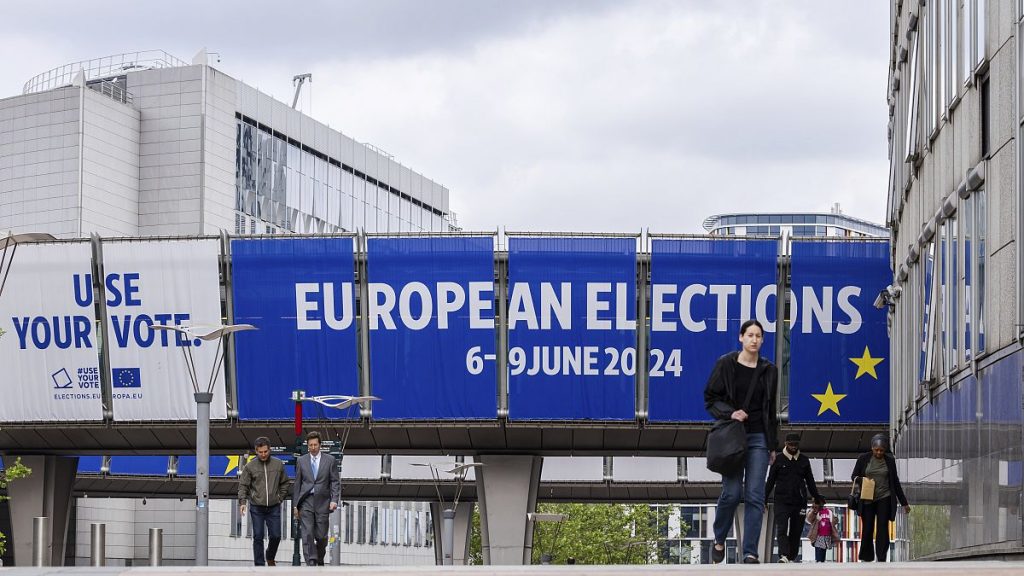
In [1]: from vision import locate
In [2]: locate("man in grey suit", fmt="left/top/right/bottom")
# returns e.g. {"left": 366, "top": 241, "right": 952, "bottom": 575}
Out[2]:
{"left": 292, "top": 431, "right": 340, "bottom": 565}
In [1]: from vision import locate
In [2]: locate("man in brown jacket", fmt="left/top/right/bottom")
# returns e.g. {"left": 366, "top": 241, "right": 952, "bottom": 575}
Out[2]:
{"left": 238, "top": 436, "right": 291, "bottom": 566}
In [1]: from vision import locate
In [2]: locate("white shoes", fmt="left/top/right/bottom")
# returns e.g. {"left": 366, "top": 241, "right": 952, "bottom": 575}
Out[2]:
{"left": 778, "top": 556, "right": 790, "bottom": 563}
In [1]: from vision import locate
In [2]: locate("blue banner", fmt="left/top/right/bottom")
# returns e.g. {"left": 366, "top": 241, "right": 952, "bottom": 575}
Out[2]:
{"left": 366, "top": 237, "right": 497, "bottom": 419}
{"left": 789, "top": 240, "right": 890, "bottom": 424}
{"left": 109, "top": 455, "right": 169, "bottom": 475}
{"left": 648, "top": 239, "right": 779, "bottom": 421}
{"left": 232, "top": 238, "right": 359, "bottom": 420}
{"left": 178, "top": 455, "right": 251, "bottom": 477}
{"left": 507, "top": 237, "right": 636, "bottom": 420}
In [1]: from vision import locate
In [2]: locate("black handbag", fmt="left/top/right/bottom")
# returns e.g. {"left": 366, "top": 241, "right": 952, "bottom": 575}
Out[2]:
{"left": 706, "top": 365, "right": 759, "bottom": 475}
{"left": 847, "top": 476, "right": 862, "bottom": 510}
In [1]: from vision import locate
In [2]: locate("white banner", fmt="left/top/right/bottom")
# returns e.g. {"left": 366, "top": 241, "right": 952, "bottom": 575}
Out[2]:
{"left": 103, "top": 239, "right": 227, "bottom": 420}
{"left": 0, "top": 242, "right": 104, "bottom": 422}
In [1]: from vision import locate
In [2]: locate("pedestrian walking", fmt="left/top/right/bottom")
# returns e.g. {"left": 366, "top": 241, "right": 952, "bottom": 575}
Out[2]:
{"left": 805, "top": 496, "right": 839, "bottom": 562}
{"left": 293, "top": 431, "right": 341, "bottom": 566}
{"left": 765, "top": 432, "right": 820, "bottom": 562}
{"left": 704, "top": 319, "right": 779, "bottom": 564}
{"left": 852, "top": 433, "right": 910, "bottom": 562}
{"left": 238, "top": 436, "right": 291, "bottom": 566}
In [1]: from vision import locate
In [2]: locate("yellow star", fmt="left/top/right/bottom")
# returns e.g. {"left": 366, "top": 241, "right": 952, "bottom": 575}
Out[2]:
{"left": 811, "top": 383, "right": 847, "bottom": 416}
{"left": 224, "top": 454, "right": 255, "bottom": 475}
{"left": 849, "top": 346, "right": 884, "bottom": 380}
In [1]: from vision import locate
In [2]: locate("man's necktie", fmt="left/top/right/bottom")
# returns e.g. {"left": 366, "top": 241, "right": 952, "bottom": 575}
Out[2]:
{"left": 312, "top": 457, "right": 319, "bottom": 479}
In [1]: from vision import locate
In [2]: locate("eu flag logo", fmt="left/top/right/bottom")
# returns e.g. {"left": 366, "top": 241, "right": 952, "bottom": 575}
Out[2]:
{"left": 112, "top": 368, "right": 142, "bottom": 388}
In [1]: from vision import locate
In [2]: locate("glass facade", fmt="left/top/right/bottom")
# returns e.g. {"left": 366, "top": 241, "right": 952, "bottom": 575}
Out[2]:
{"left": 896, "top": 351, "right": 1023, "bottom": 558}
{"left": 704, "top": 213, "right": 888, "bottom": 238}
{"left": 650, "top": 503, "right": 903, "bottom": 563}
{"left": 234, "top": 116, "right": 446, "bottom": 235}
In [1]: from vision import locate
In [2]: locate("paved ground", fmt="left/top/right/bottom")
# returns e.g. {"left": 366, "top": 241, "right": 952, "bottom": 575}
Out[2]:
{"left": 3, "top": 562, "right": 1024, "bottom": 575}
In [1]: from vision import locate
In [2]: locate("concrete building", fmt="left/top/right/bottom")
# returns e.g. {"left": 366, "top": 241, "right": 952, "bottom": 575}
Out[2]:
{"left": 702, "top": 205, "right": 888, "bottom": 239}
{"left": 1, "top": 50, "right": 453, "bottom": 239}
{"left": 0, "top": 50, "right": 454, "bottom": 567}
{"left": 886, "top": 0, "right": 1024, "bottom": 560}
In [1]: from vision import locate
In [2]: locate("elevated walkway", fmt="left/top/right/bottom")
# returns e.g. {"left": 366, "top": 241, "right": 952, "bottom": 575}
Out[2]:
{"left": 0, "top": 420, "right": 882, "bottom": 459}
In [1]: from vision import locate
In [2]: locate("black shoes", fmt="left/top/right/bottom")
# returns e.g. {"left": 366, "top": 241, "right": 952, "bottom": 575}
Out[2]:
{"left": 743, "top": 555, "right": 760, "bottom": 564}
{"left": 711, "top": 544, "right": 725, "bottom": 564}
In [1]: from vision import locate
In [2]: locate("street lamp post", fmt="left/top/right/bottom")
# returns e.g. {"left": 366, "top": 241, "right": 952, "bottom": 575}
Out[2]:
{"left": 290, "top": 391, "right": 377, "bottom": 566}
{"left": 0, "top": 232, "right": 56, "bottom": 301}
{"left": 153, "top": 323, "right": 256, "bottom": 566}
{"left": 412, "top": 461, "right": 483, "bottom": 565}
{"left": 527, "top": 512, "right": 566, "bottom": 565}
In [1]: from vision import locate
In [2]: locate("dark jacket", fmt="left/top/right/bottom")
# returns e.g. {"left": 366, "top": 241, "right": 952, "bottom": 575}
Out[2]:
{"left": 765, "top": 451, "right": 820, "bottom": 507}
{"left": 238, "top": 455, "right": 291, "bottom": 507}
{"left": 851, "top": 452, "right": 908, "bottom": 510}
{"left": 703, "top": 351, "right": 779, "bottom": 450}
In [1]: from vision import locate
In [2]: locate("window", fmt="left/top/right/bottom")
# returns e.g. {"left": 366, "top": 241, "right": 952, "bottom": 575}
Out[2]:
{"left": 963, "top": 0, "right": 974, "bottom": 83}
{"left": 976, "top": 0, "right": 986, "bottom": 69}
{"left": 939, "top": 224, "right": 948, "bottom": 377}
{"left": 425, "top": 510, "right": 434, "bottom": 548}
{"left": 370, "top": 505, "right": 379, "bottom": 544}
{"left": 345, "top": 503, "right": 354, "bottom": 544}
{"left": 357, "top": 504, "right": 366, "bottom": 544}
{"left": 925, "top": 2, "right": 935, "bottom": 134}
{"left": 936, "top": 0, "right": 946, "bottom": 125}
{"left": 980, "top": 75, "right": 990, "bottom": 157}
{"left": 945, "top": 216, "right": 959, "bottom": 373}
{"left": 414, "top": 511, "right": 424, "bottom": 547}
{"left": 975, "top": 188, "right": 986, "bottom": 353}
{"left": 919, "top": 241, "right": 935, "bottom": 384}
{"left": 948, "top": 0, "right": 959, "bottom": 103}
{"left": 230, "top": 500, "right": 243, "bottom": 537}
{"left": 963, "top": 197, "right": 974, "bottom": 361}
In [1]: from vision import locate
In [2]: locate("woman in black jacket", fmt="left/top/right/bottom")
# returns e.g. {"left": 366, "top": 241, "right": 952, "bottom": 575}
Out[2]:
{"left": 703, "top": 319, "right": 778, "bottom": 564}
{"left": 852, "top": 434, "right": 911, "bottom": 562}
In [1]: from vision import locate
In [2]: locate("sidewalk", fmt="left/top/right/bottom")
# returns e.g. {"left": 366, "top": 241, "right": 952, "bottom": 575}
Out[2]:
{"left": 3, "top": 561, "right": 1024, "bottom": 575}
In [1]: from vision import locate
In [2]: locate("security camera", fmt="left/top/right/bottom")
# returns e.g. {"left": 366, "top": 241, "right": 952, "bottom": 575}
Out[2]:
{"left": 874, "top": 285, "right": 900, "bottom": 310}
{"left": 873, "top": 290, "right": 888, "bottom": 310}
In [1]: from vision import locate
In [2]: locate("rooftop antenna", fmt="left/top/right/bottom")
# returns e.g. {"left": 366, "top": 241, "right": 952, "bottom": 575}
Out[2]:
{"left": 292, "top": 73, "right": 312, "bottom": 109}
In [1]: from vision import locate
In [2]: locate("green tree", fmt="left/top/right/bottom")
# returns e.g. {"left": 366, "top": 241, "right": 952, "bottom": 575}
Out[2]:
{"left": 468, "top": 503, "right": 678, "bottom": 565}
{"left": 0, "top": 458, "right": 32, "bottom": 557}
{"left": 908, "top": 504, "right": 950, "bottom": 559}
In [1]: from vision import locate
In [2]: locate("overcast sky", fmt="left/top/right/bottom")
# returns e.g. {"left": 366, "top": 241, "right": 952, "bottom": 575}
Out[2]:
{"left": 1, "top": 1, "right": 891, "bottom": 233}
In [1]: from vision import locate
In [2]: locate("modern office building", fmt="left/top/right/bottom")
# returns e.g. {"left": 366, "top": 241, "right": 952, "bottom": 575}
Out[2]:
{"left": 0, "top": 50, "right": 455, "bottom": 566}
{"left": 0, "top": 50, "right": 453, "bottom": 239}
{"left": 702, "top": 204, "right": 888, "bottom": 238}
{"left": 886, "top": 0, "right": 1023, "bottom": 560}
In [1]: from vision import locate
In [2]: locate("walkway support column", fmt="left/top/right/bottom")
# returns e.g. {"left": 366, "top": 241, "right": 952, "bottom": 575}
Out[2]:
{"left": 476, "top": 455, "right": 542, "bottom": 565}
{"left": 3, "top": 455, "right": 77, "bottom": 566}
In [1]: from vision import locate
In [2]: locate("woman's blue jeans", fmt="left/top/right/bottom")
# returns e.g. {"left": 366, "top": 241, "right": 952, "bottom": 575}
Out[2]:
{"left": 713, "top": 432, "right": 769, "bottom": 559}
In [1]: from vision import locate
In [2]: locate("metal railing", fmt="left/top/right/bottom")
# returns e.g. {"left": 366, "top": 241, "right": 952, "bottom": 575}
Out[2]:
{"left": 23, "top": 50, "right": 187, "bottom": 94}
{"left": 88, "top": 79, "right": 133, "bottom": 106}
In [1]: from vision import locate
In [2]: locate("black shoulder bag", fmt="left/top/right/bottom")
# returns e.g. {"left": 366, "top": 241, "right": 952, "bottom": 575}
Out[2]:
{"left": 706, "top": 365, "right": 759, "bottom": 475}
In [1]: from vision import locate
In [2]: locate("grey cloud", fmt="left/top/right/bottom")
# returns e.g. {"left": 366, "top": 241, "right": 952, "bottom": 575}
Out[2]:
{"left": 0, "top": 0, "right": 890, "bottom": 235}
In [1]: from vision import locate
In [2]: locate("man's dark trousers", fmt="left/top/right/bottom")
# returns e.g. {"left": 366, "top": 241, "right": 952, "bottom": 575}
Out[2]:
{"left": 250, "top": 504, "right": 282, "bottom": 565}
{"left": 774, "top": 505, "right": 803, "bottom": 561}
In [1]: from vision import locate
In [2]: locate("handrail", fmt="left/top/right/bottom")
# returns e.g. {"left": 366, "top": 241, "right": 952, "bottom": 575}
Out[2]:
{"left": 23, "top": 50, "right": 187, "bottom": 94}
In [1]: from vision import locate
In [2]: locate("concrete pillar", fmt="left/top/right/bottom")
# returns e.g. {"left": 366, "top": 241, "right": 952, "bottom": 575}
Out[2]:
{"left": 430, "top": 502, "right": 473, "bottom": 565}
{"left": 2, "top": 455, "right": 78, "bottom": 566}
{"left": 476, "top": 455, "right": 542, "bottom": 565}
